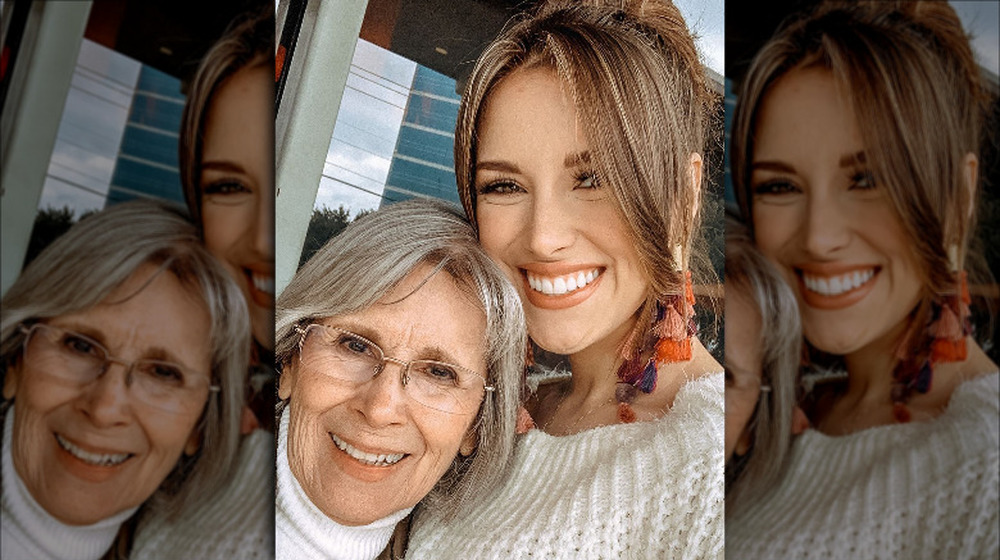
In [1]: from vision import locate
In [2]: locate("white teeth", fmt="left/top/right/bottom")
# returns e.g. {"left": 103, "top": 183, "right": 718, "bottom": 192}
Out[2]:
{"left": 526, "top": 269, "right": 601, "bottom": 296}
{"left": 251, "top": 272, "right": 274, "bottom": 295}
{"left": 802, "top": 268, "right": 875, "bottom": 296}
{"left": 330, "top": 434, "right": 405, "bottom": 467}
{"left": 56, "top": 434, "right": 130, "bottom": 467}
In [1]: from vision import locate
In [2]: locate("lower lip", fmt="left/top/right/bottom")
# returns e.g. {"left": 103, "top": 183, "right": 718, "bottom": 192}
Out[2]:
{"left": 798, "top": 269, "right": 878, "bottom": 310}
{"left": 54, "top": 435, "right": 129, "bottom": 483}
{"left": 244, "top": 270, "right": 274, "bottom": 308}
{"left": 522, "top": 271, "right": 603, "bottom": 310}
{"left": 328, "top": 434, "right": 406, "bottom": 483}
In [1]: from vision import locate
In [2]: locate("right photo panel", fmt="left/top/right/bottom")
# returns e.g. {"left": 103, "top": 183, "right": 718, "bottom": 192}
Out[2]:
{"left": 724, "top": 1, "right": 999, "bottom": 558}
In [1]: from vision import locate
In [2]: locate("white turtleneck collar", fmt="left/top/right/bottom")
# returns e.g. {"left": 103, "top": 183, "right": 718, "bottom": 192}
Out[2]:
{"left": 275, "top": 407, "right": 412, "bottom": 560}
{"left": 1, "top": 407, "right": 139, "bottom": 560}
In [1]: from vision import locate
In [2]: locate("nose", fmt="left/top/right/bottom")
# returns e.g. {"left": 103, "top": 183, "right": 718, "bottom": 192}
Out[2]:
{"left": 802, "top": 191, "right": 850, "bottom": 257}
{"left": 77, "top": 362, "right": 133, "bottom": 427}
{"left": 355, "top": 359, "right": 409, "bottom": 428}
{"left": 525, "top": 189, "right": 576, "bottom": 257}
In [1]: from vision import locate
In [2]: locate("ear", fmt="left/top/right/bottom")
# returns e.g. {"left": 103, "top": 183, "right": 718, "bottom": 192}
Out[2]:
{"left": 962, "top": 152, "right": 978, "bottom": 221}
{"left": 278, "top": 359, "right": 297, "bottom": 400}
{"left": 184, "top": 429, "right": 202, "bottom": 456}
{"left": 459, "top": 428, "right": 477, "bottom": 457}
{"left": 734, "top": 427, "right": 753, "bottom": 457}
{"left": 3, "top": 365, "right": 20, "bottom": 400}
{"left": 689, "top": 152, "right": 703, "bottom": 221}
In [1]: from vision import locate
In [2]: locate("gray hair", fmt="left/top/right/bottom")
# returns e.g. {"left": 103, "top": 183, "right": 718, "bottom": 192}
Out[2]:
{"left": 724, "top": 217, "right": 800, "bottom": 517}
{"left": 275, "top": 199, "right": 526, "bottom": 520}
{"left": 1, "top": 200, "right": 250, "bottom": 520}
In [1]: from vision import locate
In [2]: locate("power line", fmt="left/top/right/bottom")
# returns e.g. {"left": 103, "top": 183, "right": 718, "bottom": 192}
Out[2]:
{"left": 320, "top": 174, "right": 396, "bottom": 203}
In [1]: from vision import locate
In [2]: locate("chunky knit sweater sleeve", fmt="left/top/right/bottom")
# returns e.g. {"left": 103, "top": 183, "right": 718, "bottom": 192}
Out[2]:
{"left": 726, "top": 372, "right": 1000, "bottom": 560}
{"left": 407, "top": 372, "right": 725, "bottom": 559}
{"left": 130, "top": 429, "right": 276, "bottom": 560}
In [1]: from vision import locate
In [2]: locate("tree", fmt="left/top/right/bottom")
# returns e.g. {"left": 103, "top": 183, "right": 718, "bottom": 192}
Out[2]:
{"left": 297, "top": 206, "right": 374, "bottom": 269}
{"left": 22, "top": 206, "right": 84, "bottom": 268}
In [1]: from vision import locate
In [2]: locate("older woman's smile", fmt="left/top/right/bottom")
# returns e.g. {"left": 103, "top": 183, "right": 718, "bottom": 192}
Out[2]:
{"left": 330, "top": 433, "right": 407, "bottom": 467}
{"left": 55, "top": 433, "right": 133, "bottom": 467}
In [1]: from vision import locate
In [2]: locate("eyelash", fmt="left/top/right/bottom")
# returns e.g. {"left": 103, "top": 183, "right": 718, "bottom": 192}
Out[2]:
{"left": 476, "top": 169, "right": 601, "bottom": 195}
{"left": 752, "top": 170, "right": 877, "bottom": 196}
{"left": 477, "top": 176, "right": 523, "bottom": 196}
{"left": 202, "top": 178, "right": 251, "bottom": 195}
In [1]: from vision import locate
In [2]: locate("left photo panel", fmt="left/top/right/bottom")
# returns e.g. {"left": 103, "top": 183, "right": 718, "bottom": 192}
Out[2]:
{"left": 0, "top": 1, "right": 275, "bottom": 558}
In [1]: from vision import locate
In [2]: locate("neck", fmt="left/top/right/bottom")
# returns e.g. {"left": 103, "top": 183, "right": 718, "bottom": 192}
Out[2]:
{"left": 565, "top": 312, "right": 639, "bottom": 403}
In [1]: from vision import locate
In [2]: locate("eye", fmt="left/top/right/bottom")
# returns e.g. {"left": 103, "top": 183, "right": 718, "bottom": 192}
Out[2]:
{"left": 203, "top": 179, "right": 252, "bottom": 196}
{"left": 415, "top": 362, "right": 460, "bottom": 386}
{"left": 849, "top": 170, "right": 877, "bottom": 191}
{"left": 60, "top": 333, "right": 102, "bottom": 359}
{"left": 752, "top": 179, "right": 799, "bottom": 196}
{"left": 336, "top": 333, "right": 377, "bottom": 357}
{"left": 477, "top": 178, "right": 525, "bottom": 196}
{"left": 141, "top": 361, "right": 186, "bottom": 387}
{"left": 574, "top": 169, "right": 600, "bottom": 190}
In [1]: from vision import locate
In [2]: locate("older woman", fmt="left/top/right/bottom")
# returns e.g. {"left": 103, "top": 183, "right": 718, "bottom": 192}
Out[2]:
{"left": 409, "top": 0, "right": 724, "bottom": 557}
{"left": 0, "top": 200, "right": 249, "bottom": 560}
{"left": 273, "top": 199, "right": 525, "bottom": 559}
{"left": 724, "top": 217, "right": 803, "bottom": 517}
{"left": 728, "top": 1, "right": 998, "bottom": 557}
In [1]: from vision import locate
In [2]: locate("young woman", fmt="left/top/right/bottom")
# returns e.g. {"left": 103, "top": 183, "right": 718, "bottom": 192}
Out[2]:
{"left": 408, "top": 1, "right": 724, "bottom": 557}
{"left": 729, "top": 1, "right": 998, "bottom": 557}
{"left": 178, "top": 8, "right": 275, "bottom": 429}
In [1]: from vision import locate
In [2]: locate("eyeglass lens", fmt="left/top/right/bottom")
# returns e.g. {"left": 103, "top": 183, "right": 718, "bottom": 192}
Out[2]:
{"left": 23, "top": 324, "right": 212, "bottom": 415}
{"left": 301, "top": 325, "right": 486, "bottom": 415}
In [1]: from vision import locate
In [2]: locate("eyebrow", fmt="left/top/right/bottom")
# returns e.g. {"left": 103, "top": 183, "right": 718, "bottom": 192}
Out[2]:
{"left": 476, "top": 150, "right": 593, "bottom": 175}
{"left": 751, "top": 151, "right": 867, "bottom": 174}
{"left": 201, "top": 160, "right": 246, "bottom": 175}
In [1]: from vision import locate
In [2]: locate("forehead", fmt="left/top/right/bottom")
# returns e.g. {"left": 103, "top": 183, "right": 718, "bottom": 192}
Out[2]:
{"left": 51, "top": 264, "right": 212, "bottom": 364}
{"left": 754, "top": 67, "right": 863, "bottom": 165}
{"left": 332, "top": 266, "right": 487, "bottom": 367}
{"left": 201, "top": 65, "right": 272, "bottom": 157}
{"left": 478, "top": 67, "right": 587, "bottom": 156}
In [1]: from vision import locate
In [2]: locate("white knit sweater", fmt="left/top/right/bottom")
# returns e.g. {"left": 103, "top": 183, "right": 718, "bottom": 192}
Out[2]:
{"left": 130, "top": 428, "right": 275, "bottom": 559}
{"left": 726, "top": 372, "right": 1000, "bottom": 560}
{"left": 407, "top": 372, "right": 725, "bottom": 559}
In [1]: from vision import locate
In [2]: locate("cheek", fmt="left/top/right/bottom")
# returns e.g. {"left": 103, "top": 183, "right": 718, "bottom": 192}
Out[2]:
{"left": 201, "top": 204, "right": 253, "bottom": 260}
{"left": 412, "top": 415, "right": 472, "bottom": 482}
{"left": 752, "top": 206, "right": 799, "bottom": 259}
{"left": 477, "top": 205, "right": 520, "bottom": 258}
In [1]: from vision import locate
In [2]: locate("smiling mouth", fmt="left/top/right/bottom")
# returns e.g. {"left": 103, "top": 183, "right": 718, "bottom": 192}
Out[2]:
{"left": 799, "top": 267, "right": 878, "bottom": 296}
{"left": 525, "top": 268, "right": 602, "bottom": 296}
{"left": 249, "top": 270, "right": 274, "bottom": 296}
{"left": 330, "top": 434, "right": 406, "bottom": 467}
{"left": 56, "top": 434, "right": 131, "bottom": 467}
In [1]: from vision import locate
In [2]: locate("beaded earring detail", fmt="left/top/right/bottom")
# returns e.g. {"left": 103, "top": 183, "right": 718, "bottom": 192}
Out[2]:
{"left": 615, "top": 270, "right": 697, "bottom": 423}
{"left": 890, "top": 246, "right": 972, "bottom": 422}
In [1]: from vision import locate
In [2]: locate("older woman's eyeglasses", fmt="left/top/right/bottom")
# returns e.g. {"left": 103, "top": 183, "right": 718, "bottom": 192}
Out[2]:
{"left": 294, "top": 324, "right": 493, "bottom": 415}
{"left": 19, "top": 323, "right": 218, "bottom": 415}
